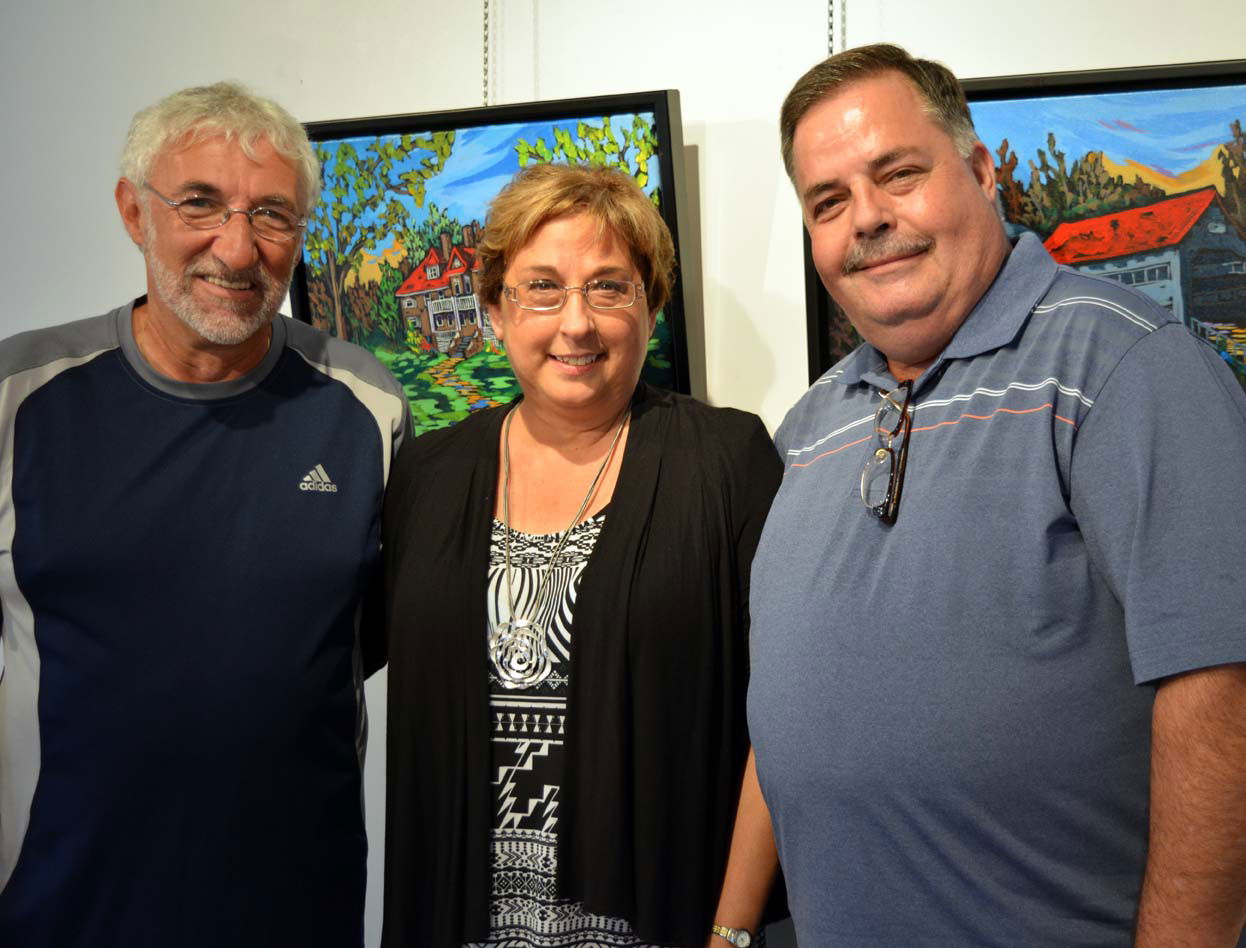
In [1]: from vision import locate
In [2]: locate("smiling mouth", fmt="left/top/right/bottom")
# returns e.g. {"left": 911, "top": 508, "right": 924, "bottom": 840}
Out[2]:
{"left": 552, "top": 353, "right": 601, "bottom": 366}
{"left": 200, "top": 274, "right": 254, "bottom": 291}
{"left": 858, "top": 251, "right": 924, "bottom": 271}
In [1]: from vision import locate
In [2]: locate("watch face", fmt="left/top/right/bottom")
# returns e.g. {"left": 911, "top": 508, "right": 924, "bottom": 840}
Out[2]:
{"left": 734, "top": 933, "right": 751, "bottom": 947}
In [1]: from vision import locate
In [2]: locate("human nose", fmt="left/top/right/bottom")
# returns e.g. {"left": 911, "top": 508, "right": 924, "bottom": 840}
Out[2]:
{"left": 850, "top": 182, "right": 895, "bottom": 238}
{"left": 557, "top": 288, "right": 596, "bottom": 336}
{"left": 211, "top": 210, "right": 261, "bottom": 270}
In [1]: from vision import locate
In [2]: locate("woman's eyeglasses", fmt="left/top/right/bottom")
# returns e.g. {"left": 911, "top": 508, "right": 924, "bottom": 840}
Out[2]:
{"left": 503, "top": 279, "right": 644, "bottom": 312}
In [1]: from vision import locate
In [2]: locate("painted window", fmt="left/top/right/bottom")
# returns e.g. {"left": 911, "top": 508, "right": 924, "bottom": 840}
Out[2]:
{"left": 1107, "top": 263, "right": 1172, "bottom": 286}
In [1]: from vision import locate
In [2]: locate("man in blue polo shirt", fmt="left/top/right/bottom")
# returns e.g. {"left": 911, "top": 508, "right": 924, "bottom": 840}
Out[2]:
{"left": 749, "top": 44, "right": 1246, "bottom": 947}
{"left": 0, "top": 83, "right": 408, "bottom": 947}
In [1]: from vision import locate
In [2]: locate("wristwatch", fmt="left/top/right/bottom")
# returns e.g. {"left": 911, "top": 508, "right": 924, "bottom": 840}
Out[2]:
{"left": 710, "top": 923, "right": 753, "bottom": 947}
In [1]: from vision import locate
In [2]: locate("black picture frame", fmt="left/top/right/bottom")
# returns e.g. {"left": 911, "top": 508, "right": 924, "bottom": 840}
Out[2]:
{"left": 291, "top": 90, "right": 693, "bottom": 434}
{"left": 803, "top": 59, "right": 1246, "bottom": 384}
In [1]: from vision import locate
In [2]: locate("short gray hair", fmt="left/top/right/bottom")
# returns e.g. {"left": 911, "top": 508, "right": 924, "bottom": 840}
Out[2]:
{"left": 119, "top": 81, "right": 320, "bottom": 212}
{"left": 780, "top": 44, "right": 980, "bottom": 180}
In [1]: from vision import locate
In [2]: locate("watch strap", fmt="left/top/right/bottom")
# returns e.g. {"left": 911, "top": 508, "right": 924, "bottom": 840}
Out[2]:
{"left": 710, "top": 923, "right": 753, "bottom": 947}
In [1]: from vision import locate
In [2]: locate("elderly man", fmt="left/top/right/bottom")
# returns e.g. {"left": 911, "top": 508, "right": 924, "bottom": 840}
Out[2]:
{"left": 748, "top": 44, "right": 1246, "bottom": 947}
{"left": 0, "top": 83, "right": 407, "bottom": 947}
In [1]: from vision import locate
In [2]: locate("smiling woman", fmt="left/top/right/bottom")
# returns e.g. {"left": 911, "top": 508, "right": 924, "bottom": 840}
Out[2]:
{"left": 484, "top": 212, "right": 655, "bottom": 434}
{"left": 381, "top": 163, "right": 787, "bottom": 948}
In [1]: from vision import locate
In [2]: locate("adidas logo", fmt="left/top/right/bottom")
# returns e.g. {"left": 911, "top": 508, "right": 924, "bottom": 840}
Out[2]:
{"left": 299, "top": 463, "right": 339, "bottom": 493}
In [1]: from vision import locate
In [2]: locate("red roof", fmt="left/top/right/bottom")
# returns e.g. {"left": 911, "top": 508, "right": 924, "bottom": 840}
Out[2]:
{"left": 395, "top": 244, "right": 479, "bottom": 296}
{"left": 395, "top": 247, "right": 445, "bottom": 295}
{"left": 1044, "top": 187, "right": 1218, "bottom": 265}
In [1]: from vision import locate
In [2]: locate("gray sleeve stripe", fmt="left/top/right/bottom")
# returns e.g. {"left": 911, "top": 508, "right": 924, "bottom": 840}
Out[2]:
{"left": 0, "top": 342, "right": 117, "bottom": 891}
{"left": 0, "top": 364, "right": 93, "bottom": 889}
{"left": 0, "top": 311, "right": 120, "bottom": 382}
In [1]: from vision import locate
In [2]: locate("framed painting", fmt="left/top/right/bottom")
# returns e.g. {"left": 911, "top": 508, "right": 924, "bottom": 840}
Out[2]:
{"left": 291, "top": 90, "right": 692, "bottom": 435}
{"left": 803, "top": 59, "right": 1246, "bottom": 386}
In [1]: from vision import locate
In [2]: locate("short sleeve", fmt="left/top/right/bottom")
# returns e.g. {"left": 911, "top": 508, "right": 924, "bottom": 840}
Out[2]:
{"left": 1070, "top": 325, "right": 1246, "bottom": 684}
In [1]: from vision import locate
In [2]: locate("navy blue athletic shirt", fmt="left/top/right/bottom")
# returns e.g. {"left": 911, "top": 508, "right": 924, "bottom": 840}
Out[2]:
{"left": 0, "top": 301, "right": 408, "bottom": 948}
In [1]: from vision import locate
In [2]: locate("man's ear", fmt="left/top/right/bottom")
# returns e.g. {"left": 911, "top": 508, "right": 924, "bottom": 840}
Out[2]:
{"left": 115, "top": 178, "right": 146, "bottom": 249}
{"left": 968, "top": 142, "right": 998, "bottom": 202}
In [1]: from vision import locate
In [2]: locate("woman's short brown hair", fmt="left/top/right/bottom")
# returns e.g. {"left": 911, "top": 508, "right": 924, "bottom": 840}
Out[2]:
{"left": 476, "top": 163, "right": 676, "bottom": 313}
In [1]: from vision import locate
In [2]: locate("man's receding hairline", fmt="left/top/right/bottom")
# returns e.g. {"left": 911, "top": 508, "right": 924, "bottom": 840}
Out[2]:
{"left": 791, "top": 69, "right": 973, "bottom": 177}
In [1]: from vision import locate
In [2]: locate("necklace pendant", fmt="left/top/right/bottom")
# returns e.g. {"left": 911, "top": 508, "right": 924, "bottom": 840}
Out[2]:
{"left": 489, "top": 617, "right": 552, "bottom": 688}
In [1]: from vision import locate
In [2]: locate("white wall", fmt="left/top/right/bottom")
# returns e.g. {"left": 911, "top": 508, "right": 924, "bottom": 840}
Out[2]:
{"left": 3, "top": 2, "right": 1240, "bottom": 945}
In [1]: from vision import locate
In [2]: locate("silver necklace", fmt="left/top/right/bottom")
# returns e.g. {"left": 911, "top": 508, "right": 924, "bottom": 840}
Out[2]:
{"left": 489, "top": 406, "right": 628, "bottom": 689}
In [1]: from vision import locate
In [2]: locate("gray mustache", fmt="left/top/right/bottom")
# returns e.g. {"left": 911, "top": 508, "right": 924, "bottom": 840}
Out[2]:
{"left": 842, "top": 234, "right": 935, "bottom": 275}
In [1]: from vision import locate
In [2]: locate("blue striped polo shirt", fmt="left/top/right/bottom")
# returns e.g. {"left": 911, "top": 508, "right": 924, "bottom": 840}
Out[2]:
{"left": 748, "top": 234, "right": 1246, "bottom": 947}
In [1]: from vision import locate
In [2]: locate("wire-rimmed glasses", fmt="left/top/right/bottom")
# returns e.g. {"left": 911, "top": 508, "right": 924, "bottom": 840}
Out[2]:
{"left": 144, "top": 185, "right": 306, "bottom": 243}
{"left": 860, "top": 379, "right": 913, "bottom": 525}
{"left": 503, "top": 279, "right": 645, "bottom": 312}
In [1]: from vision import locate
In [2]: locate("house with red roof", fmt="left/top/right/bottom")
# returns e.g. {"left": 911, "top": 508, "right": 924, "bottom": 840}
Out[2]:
{"left": 396, "top": 223, "right": 495, "bottom": 356}
{"left": 1044, "top": 187, "right": 1246, "bottom": 328}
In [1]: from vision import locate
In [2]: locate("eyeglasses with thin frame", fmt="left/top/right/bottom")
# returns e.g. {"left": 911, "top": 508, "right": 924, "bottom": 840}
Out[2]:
{"left": 860, "top": 379, "right": 913, "bottom": 525}
{"left": 144, "top": 184, "right": 306, "bottom": 243}
{"left": 503, "top": 279, "right": 645, "bottom": 312}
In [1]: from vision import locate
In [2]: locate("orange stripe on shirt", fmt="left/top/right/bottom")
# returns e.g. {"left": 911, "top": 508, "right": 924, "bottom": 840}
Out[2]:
{"left": 910, "top": 402, "right": 1077, "bottom": 435}
{"left": 787, "top": 433, "right": 873, "bottom": 470}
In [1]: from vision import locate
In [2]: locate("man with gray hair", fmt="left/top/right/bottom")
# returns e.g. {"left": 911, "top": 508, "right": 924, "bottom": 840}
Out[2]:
{"left": 748, "top": 44, "right": 1246, "bottom": 946}
{"left": 0, "top": 82, "right": 408, "bottom": 947}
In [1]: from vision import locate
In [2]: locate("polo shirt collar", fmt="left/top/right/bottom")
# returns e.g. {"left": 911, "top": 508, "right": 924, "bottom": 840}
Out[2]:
{"left": 831, "top": 232, "right": 1058, "bottom": 389}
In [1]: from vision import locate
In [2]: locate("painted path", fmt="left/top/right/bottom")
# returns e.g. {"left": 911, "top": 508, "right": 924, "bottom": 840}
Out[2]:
{"left": 425, "top": 356, "right": 503, "bottom": 412}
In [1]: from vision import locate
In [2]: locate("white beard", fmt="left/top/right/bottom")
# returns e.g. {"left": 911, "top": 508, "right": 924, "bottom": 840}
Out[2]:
{"left": 143, "top": 217, "right": 293, "bottom": 346}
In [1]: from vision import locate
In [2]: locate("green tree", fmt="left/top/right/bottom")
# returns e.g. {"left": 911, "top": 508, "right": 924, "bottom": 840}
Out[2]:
{"left": 1019, "top": 133, "right": 1162, "bottom": 237}
{"left": 374, "top": 260, "right": 406, "bottom": 345}
{"left": 1025, "top": 133, "right": 1076, "bottom": 234}
{"left": 516, "top": 115, "right": 661, "bottom": 205}
{"left": 399, "top": 202, "right": 465, "bottom": 265}
{"left": 304, "top": 131, "right": 456, "bottom": 341}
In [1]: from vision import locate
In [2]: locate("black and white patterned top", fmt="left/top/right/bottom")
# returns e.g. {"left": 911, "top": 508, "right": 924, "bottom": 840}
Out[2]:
{"left": 466, "top": 514, "right": 664, "bottom": 948}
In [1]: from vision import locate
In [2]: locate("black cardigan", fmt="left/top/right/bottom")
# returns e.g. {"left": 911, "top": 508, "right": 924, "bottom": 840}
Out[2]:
{"left": 380, "top": 384, "right": 783, "bottom": 947}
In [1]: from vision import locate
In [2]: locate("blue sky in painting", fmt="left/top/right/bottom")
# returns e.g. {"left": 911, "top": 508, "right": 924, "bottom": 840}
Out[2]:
{"left": 970, "top": 84, "right": 1246, "bottom": 177}
{"left": 425, "top": 122, "right": 552, "bottom": 222}
{"left": 311, "top": 112, "right": 660, "bottom": 246}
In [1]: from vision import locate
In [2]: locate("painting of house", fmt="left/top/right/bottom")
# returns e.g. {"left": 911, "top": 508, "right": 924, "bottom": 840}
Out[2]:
{"left": 394, "top": 225, "right": 496, "bottom": 358}
{"left": 1044, "top": 187, "right": 1246, "bottom": 327}
{"left": 965, "top": 67, "right": 1246, "bottom": 386}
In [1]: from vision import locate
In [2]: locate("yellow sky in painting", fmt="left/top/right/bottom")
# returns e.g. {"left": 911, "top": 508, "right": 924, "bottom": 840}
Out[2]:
{"left": 344, "top": 235, "right": 408, "bottom": 287}
{"left": 1100, "top": 148, "right": 1227, "bottom": 196}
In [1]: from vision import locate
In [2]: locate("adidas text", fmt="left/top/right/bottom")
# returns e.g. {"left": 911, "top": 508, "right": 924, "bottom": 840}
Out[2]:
{"left": 299, "top": 464, "right": 339, "bottom": 493}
